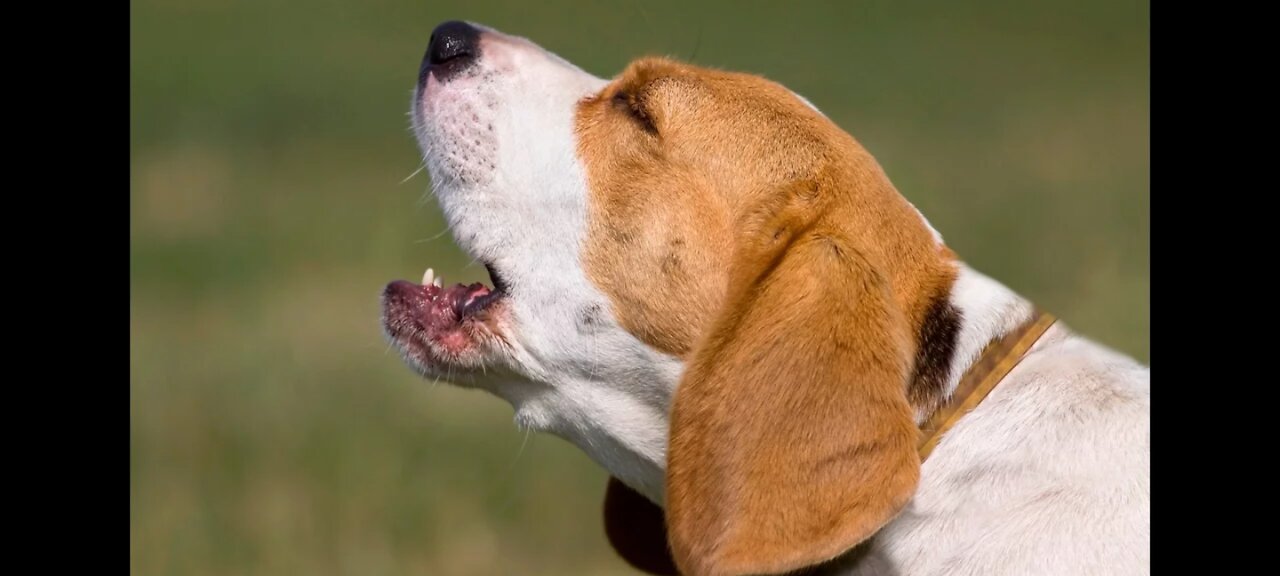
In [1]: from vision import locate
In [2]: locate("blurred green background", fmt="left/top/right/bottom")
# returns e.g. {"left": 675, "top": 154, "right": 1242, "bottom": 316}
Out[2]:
{"left": 130, "top": 0, "right": 1148, "bottom": 574}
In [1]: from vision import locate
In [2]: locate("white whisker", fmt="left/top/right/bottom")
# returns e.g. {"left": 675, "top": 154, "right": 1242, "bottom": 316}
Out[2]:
{"left": 399, "top": 164, "right": 426, "bottom": 185}
{"left": 413, "top": 228, "right": 453, "bottom": 244}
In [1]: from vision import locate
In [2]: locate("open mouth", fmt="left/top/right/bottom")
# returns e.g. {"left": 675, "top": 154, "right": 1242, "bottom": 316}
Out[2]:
{"left": 381, "top": 262, "right": 510, "bottom": 371}
{"left": 403, "top": 263, "right": 505, "bottom": 319}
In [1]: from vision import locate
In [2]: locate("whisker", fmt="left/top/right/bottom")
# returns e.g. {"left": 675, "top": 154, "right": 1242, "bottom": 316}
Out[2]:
{"left": 688, "top": 21, "right": 705, "bottom": 63}
{"left": 442, "top": 366, "right": 454, "bottom": 389}
{"left": 400, "top": 164, "right": 426, "bottom": 185}
{"left": 493, "top": 428, "right": 536, "bottom": 514}
{"left": 509, "top": 428, "right": 533, "bottom": 472}
{"left": 631, "top": 0, "right": 654, "bottom": 34}
{"left": 414, "top": 228, "right": 453, "bottom": 244}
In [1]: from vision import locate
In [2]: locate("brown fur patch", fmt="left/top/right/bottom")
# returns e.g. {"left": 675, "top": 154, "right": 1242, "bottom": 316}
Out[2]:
{"left": 908, "top": 296, "right": 964, "bottom": 417}
{"left": 574, "top": 57, "right": 960, "bottom": 574}
{"left": 665, "top": 182, "right": 922, "bottom": 575}
{"left": 576, "top": 57, "right": 956, "bottom": 357}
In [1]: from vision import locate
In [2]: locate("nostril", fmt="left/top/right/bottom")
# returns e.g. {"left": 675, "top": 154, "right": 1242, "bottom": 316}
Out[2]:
{"left": 429, "top": 37, "right": 471, "bottom": 65}
{"left": 426, "top": 20, "right": 480, "bottom": 67}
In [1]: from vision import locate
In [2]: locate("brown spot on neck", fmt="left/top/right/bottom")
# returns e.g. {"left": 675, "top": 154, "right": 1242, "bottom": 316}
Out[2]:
{"left": 907, "top": 286, "right": 963, "bottom": 418}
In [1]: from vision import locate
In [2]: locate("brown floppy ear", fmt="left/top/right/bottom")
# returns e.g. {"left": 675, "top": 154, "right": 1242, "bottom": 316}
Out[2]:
{"left": 666, "top": 185, "right": 922, "bottom": 576}
{"left": 603, "top": 476, "right": 680, "bottom": 575}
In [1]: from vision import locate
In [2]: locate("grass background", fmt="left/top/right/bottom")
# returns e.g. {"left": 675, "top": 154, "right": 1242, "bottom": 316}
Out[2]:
{"left": 130, "top": 1, "right": 1149, "bottom": 574}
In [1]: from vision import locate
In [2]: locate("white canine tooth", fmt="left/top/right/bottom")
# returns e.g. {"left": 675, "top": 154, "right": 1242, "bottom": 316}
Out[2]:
{"left": 433, "top": 275, "right": 443, "bottom": 288}
{"left": 422, "top": 268, "right": 435, "bottom": 286}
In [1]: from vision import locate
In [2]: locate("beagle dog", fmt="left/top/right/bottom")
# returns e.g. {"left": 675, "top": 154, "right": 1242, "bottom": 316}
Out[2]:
{"left": 382, "top": 21, "right": 1150, "bottom": 576}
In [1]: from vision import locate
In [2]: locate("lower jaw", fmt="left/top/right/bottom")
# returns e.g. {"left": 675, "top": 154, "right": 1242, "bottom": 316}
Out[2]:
{"left": 403, "top": 327, "right": 487, "bottom": 364}
{"left": 402, "top": 345, "right": 485, "bottom": 381}
{"left": 393, "top": 319, "right": 508, "bottom": 379}
{"left": 383, "top": 267, "right": 512, "bottom": 380}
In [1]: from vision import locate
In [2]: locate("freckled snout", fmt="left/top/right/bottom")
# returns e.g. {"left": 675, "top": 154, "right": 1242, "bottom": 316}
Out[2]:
{"left": 396, "top": 21, "right": 609, "bottom": 384}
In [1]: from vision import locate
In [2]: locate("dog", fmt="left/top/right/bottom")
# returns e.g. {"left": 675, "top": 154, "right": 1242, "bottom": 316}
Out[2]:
{"left": 382, "top": 21, "right": 1150, "bottom": 576}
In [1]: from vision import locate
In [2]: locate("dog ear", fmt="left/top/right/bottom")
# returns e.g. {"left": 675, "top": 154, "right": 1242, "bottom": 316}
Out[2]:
{"left": 664, "top": 182, "right": 922, "bottom": 575}
{"left": 603, "top": 476, "right": 680, "bottom": 575}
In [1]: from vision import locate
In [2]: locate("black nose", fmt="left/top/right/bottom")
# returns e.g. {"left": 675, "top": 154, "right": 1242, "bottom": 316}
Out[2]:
{"left": 422, "top": 21, "right": 480, "bottom": 83}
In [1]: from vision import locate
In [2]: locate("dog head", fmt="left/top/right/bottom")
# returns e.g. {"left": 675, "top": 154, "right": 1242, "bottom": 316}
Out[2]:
{"left": 383, "top": 21, "right": 957, "bottom": 575}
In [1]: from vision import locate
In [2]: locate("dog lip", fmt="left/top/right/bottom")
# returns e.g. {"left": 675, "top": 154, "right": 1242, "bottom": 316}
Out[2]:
{"left": 381, "top": 275, "right": 507, "bottom": 372}
{"left": 383, "top": 278, "right": 504, "bottom": 328}
{"left": 483, "top": 262, "right": 510, "bottom": 294}
{"left": 455, "top": 282, "right": 503, "bottom": 318}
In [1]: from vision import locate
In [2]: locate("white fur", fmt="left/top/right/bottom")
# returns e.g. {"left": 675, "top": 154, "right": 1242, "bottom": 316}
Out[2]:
{"left": 846, "top": 266, "right": 1151, "bottom": 576}
{"left": 412, "top": 25, "right": 682, "bottom": 502}
{"left": 409, "top": 25, "right": 1149, "bottom": 575}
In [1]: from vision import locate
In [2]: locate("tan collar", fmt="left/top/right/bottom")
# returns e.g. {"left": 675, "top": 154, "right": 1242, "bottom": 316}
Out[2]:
{"left": 917, "top": 310, "right": 1057, "bottom": 462}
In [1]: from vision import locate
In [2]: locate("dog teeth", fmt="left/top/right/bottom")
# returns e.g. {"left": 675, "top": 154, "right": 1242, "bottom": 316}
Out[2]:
{"left": 422, "top": 268, "right": 435, "bottom": 286}
{"left": 433, "top": 275, "right": 443, "bottom": 288}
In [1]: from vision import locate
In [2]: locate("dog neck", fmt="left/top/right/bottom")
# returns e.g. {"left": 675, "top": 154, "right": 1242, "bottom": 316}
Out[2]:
{"left": 908, "top": 262, "right": 1038, "bottom": 424}
{"left": 512, "top": 262, "right": 1037, "bottom": 507}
